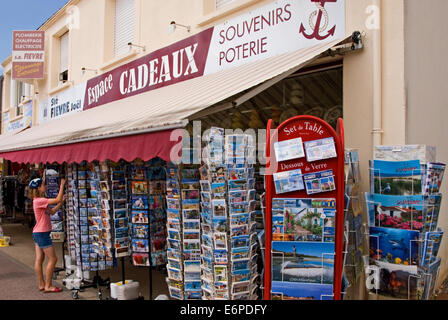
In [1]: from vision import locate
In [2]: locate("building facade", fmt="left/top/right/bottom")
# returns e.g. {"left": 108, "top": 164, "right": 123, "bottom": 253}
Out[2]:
{"left": 1, "top": 0, "right": 447, "bottom": 295}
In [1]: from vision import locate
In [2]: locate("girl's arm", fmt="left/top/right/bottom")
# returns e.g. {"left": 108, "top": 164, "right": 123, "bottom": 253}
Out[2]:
{"left": 49, "top": 195, "right": 66, "bottom": 214}
{"left": 47, "top": 178, "right": 66, "bottom": 205}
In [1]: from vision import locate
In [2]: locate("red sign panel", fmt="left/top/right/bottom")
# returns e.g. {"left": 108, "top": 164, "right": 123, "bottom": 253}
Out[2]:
{"left": 264, "top": 115, "right": 345, "bottom": 300}
{"left": 12, "top": 30, "right": 45, "bottom": 79}
{"left": 83, "top": 28, "right": 214, "bottom": 110}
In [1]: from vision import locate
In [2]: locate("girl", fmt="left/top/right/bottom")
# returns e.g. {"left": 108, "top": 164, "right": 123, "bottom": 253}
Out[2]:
{"left": 28, "top": 175, "right": 66, "bottom": 293}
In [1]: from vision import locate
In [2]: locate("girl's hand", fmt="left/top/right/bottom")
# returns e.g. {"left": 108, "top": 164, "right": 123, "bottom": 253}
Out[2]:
{"left": 60, "top": 178, "right": 66, "bottom": 186}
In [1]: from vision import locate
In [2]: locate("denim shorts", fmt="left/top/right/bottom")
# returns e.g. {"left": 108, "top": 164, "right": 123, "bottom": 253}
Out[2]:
{"left": 32, "top": 232, "right": 53, "bottom": 249}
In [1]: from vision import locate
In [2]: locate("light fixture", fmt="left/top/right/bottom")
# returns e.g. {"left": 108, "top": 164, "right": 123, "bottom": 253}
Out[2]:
{"left": 168, "top": 21, "right": 191, "bottom": 34}
{"left": 81, "top": 67, "right": 98, "bottom": 77}
{"left": 128, "top": 42, "right": 146, "bottom": 52}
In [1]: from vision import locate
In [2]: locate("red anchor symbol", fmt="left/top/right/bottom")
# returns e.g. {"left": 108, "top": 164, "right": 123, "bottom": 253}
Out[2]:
{"left": 300, "top": 0, "right": 337, "bottom": 40}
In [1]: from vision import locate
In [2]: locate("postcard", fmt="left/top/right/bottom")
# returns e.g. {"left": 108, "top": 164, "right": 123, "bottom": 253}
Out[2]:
{"left": 231, "top": 235, "right": 250, "bottom": 249}
{"left": 111, "top": 179, "right": 126, "bottom": 191}
{"left": 182, "top": 199, "right": 200, "bottom": 210}
{"left": 168, "top": 238, "right": 181, "bottom": 250}
{"left": 183, "top": 230, "right": 200, "bottom": 241}
{"left": 214, "top": 249, "right": 228, "bottom": 265}
{"left": 183, "top": 240, "right": 200, "bottom": 251}
{"left": 232, "top": 259, "right": 250, "bottom": 272}
{"left": 167, "top": 267, "right": 183, "bottom": 281}
{"left": 423, "top": 258, "right": 441, "bottom": 300}
{"left": 231, "top": 269, "right": 251, "bottom": 283}
{"left": 182, "top": 189, "right": 200, "bottom": 201}
{"left": 274, "top": 137, "right": 305, "bottom": 162}
{"left": 168, "top": 258, "right": 182, "bottom": 271}
{"left": 183, "top": 209, "right": 201, "bottom": 220}
{"left": 114, "top": 217, "right": 128, "bottom": 229}
{"left": 231, "top": 224, "right": 248, "bottom": 237}
{"left": 183, "top": 220, "right": 200, "bottom": 231}
{"left": 201, "top": 191, "right": 211, "bottom": 204}
{"left": 274, "top": 169, "right": 305, "bottom": 194}
{"left": 228, "top": 180, "right": 246, "bottom": 191}
{"left": 231, "top": 212, "right": 249, "bottom": 226}
{"left": 201, "top": 233, "right": 213, "bottom": 248}
{"left": 228, "top": 168, "right": 247, "bottom": 181}
{"left": 113, "top": 208, "right": 127, "bottom": 219}
{"left": 272, "top": 198, "right": 336, "bottom": 242}
{"left": 184, "top": 260, "right": 201, "bottom": 272}
{"left": 231, "top": 247, "right": 250, "bottom": 261}
{"left": 367, "top": 194, "right": 427, "bottom": 231}
{"left": 271, "top": 241, "right": 335, "bottom": 284}
{"left": 424, "top": 162, "right": 446, "bottom": 195}
{"left": 131, "top": 195, "right": 149, "bottom": 209}
{"left": 115, "top": 227, "right": 129, "bottom": 239}
{"left": 167, "top": 198, "right": 180, "bottom": 211}
{"left": 370, "top": 160, "right": 423, "bottom": 195}
{"left": 214, "top": 265, "right": 228, "bottom": 282}
{"left": 303, "top": 170, "right": 335, "bottom": 195}
{"left": 214, "top": 232, "right": 228, "bottom": 250}
{"left": 212, "top": 199, "right": 227, "bottom": 217}
{"left": 304, "top": 137, "right": 337, "bottom": 162}
{"left": 115, "top": 247, "right": 129, "bottom": 258}
{"left": 135, "top": 251, "right": 154, "bottom": 267}
{"left": 229, "top": 190, "right": 247, "bottom": 204}
{"left": 131, "top": 210, "right": 149, "bottom": 224}
{"left": 185, "top": 280, "right": 202, "bottom": 292}
{"left": 167, "top": 228, "right": 181, "bottom": 241}
{"left": 131, "top": 181, "right": 148, "bottom": 194}
{"left": 113, "top": 199, "right": 127, "bottom": 210}
{"left": 211, "top": 182, "right": 226, "bottom": 198}
{"left": 271, "top": 281, "right": 333, "bottom": 300}
{"left": 369, "top": 226, "right": 420, "bottom": 265}
{"left": 229, "top": 202, "right": 248, "bottom": 215}
{"left": 132, "top": 239, "right": 149, "bottom": 253}
{"left": 202, "top": 244, "right": 213, "bottom": 258}
{"left": 212, "top": 216, "right": 227, "bottom": 233}
{"left": 421, "top": 229, "right": 443, "bottom": 268}
{"left": 232, "top": 281, "right": 250, "bottom": 294}
{"left": 167, "top": 248, "right": 182, "bottom": 260}
{"left": 183, "top": 249, "right": 201, "bottom": 261}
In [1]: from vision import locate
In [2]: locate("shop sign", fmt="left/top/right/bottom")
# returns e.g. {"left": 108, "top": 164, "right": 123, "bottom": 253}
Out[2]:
{"left": 83, "top": 0, "right": 344, "bottom": 110}
{"left": 6, "top": 101, "right": 33, "bottom": 134}
{"left": 40, "top": 0, "right": 344, "bottom": 122}
{"left": 39, "top": 83, "right": 87, "bottom": 124}
{"left": 12, "top": 31, "right": 45, "bottom": 80}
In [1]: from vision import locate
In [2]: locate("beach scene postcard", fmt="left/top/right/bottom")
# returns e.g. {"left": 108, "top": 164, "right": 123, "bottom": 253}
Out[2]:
{"left": 271, "top": 241, "right": 334, "bottom": 284}
{"left": 370, "top": 160, "right": 422, "bottom": 195}
{"left": 271, "top": 281, "right": 333, "bottom": 300}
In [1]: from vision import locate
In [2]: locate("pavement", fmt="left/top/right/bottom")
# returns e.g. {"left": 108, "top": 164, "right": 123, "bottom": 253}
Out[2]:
{"left": 0, "top": 222, "right": 170, "bottom": 300}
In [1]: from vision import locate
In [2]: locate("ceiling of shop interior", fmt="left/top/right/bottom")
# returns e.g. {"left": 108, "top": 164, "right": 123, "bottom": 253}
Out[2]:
{"left": 197, "top": 65, "right": 343, "bottom": 131}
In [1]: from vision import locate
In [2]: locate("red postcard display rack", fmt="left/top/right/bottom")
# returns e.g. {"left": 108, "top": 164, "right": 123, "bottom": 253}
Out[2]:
{"left": 264, "top": 115, "right": 345, "bottom": 300}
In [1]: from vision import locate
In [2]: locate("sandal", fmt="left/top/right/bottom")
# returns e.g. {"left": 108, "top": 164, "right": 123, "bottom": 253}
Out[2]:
{"left": 44, "top": 287, "right": 62, "bottom": 293}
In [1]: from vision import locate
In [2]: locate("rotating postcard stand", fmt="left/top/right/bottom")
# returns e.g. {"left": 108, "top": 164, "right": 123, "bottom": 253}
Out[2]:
{"left": 264, "top": 115, "right": 345, "bottom": 300}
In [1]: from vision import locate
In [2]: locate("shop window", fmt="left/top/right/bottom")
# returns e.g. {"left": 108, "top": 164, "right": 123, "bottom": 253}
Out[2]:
{"left": 114, "top": 0, "right": 135, "bottom": 57}
{"left": 10, "top": 80, "right": 30, "bottom": 117}
{"left": 59, "top": 31, "right": 69, "bottom": 84}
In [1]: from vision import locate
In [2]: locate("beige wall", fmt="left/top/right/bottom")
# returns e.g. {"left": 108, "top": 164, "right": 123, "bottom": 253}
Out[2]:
{"left": 404, "top": 0, "right": 448, "bottom": 288}
{"left": 344, "top": 0, "right": 406, "bottom": 193}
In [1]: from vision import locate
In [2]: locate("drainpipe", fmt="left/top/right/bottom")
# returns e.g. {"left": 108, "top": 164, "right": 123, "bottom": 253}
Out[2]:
{"left": 372, "top": 0, "right": 383, "bottom": 149}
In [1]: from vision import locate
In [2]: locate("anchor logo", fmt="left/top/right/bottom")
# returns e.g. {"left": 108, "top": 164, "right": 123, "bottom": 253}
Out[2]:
{"left": 300, "top": 0, "right": 337, "bottom": 40}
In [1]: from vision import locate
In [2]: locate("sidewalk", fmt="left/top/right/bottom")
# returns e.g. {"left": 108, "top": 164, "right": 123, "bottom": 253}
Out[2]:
{"left": 0, "top": 250, "right": 72, "bottom": 300}
{"left": 0, "top": 223, "right": 169, "bottom": 300}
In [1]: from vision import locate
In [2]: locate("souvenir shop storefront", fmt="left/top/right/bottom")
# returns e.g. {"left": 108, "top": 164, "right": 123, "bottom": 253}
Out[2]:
{"left": 0, "top": 0, "right": 445, "bottom": 301}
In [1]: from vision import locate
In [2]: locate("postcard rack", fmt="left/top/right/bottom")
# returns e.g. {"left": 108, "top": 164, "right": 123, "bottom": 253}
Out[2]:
{"left": 43, "top": 165, "right": 66, "bottom": 278}
{"left": 264, "top": 115, "right": 345, "bottom": 300}
{"left": 341, "top": 149, "right": 369, "bottom": 298}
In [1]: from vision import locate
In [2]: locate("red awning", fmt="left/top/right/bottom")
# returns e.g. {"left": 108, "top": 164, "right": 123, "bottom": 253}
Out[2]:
{"left": 0, "top": 129, "right": 182, "bottom": 164}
